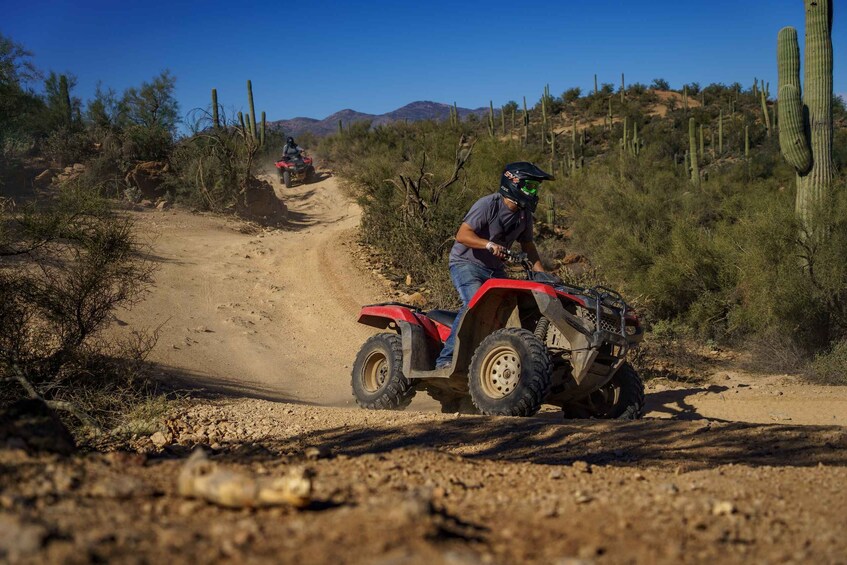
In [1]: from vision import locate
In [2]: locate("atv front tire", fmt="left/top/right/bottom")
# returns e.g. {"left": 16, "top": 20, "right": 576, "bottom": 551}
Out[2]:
{"left": 305, "top": 166, "right": 316, "bottom": 184}
{"left": 582, "top": 362, "right": 644, "bottom": 420}
{"left": 468, "top": 328, "right": 552, "bottom": 417}
{"left": 351, "top": 333, "right": 416, "bottom": 410}
{"left": 283, "top": 170, "right": 292, "bottom": 188}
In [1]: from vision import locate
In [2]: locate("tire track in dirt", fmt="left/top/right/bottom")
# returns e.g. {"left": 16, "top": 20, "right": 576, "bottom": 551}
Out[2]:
{"left": 117, "top": 172, "right": 390, "bottom": 406}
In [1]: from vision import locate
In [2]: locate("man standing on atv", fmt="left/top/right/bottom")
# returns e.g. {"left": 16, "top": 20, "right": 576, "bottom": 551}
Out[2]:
{"left": 434, "top": 162, "right": 554, "bottom": 370}
{"left": 283, "top": 137, "right": 303, "bottom": 158}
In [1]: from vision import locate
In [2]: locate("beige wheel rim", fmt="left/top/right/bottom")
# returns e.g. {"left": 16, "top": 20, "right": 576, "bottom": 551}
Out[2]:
{"left": 479, "top": 345, "right": 521, "bottom": 398}
{"left": 363, "top": 351, "right": 388, "bottom": 393}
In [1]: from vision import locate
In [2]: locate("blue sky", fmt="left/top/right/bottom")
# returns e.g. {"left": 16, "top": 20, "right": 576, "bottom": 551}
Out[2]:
{"left": 4, "top": 0, "right": 845, "bottom": 122}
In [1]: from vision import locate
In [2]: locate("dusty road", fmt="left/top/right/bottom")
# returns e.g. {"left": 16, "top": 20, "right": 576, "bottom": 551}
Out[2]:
{"left": 3, "top": 171, "right": 847, "bottom": 564}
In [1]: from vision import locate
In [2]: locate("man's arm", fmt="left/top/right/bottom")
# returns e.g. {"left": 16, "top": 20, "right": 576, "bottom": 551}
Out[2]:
{"left": 456, "top": 223, "right": 506, "bottom": 259}
{"left": 520, "top": 240, "right": 545, "bottom": 272}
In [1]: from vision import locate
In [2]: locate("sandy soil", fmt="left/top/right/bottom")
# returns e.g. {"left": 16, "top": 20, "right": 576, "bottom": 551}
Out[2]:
{"left": 3, "top": 170, "right": 847, "bottom": 564}
{"left": 118, "top": 172, "right": 394, "bottom": 407}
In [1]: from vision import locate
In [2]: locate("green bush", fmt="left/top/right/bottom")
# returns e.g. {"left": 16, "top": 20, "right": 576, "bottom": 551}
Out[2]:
{"left": 0, "top": 186, "right": 157, "bottom": 429}
{"left": 808, "top": 340, "right": 847, "bottom": 385}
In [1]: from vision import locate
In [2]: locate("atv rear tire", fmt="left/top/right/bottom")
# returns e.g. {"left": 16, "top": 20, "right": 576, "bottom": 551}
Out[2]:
{"left": 583, "top": 362, "right": 644, "bottom": 420}
{"left": 305, "top": 166, "right": 316, "bottom": 184}
{"left": 351, "top": 333, "right": 416, "bottom": 410}
{"left": 283, "top": 170, "right": 292, "bottom": 188}
{"left": 468, "top": 328, "right": 552, "bottom": 417}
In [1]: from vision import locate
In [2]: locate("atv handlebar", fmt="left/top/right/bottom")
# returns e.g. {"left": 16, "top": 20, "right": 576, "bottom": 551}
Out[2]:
{"left": 503, "top": 248, "right": 530, "bottom": 265}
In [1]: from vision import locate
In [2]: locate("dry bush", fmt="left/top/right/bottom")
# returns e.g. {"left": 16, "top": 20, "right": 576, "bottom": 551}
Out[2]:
{"left": 0, "top": 187, "right": 157, "bottom": 431}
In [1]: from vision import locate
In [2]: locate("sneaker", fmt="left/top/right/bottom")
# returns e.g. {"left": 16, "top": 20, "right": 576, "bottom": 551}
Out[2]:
{"left": 432, "top": 362, "right": 452, "bottom": 377}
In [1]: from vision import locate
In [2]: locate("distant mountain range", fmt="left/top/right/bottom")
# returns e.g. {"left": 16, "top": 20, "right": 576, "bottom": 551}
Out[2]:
{"left": 267, "top": 101, "right": 490, "bottom": 138}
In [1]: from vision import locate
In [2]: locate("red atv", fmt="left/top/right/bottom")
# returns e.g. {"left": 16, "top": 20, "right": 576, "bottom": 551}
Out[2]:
{"left": 274, "top": 153, "right": 315, "bottom": 188}
{"left": 351, "top": 250, "right": 645, "bottom": 418}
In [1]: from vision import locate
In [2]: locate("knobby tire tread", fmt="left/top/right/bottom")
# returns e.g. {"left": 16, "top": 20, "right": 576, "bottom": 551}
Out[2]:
{"left": 468, "top": 328, "right": 552, "bottom": 417}
{"left": 351, "top": 334, "right": 416, "bottom": 410}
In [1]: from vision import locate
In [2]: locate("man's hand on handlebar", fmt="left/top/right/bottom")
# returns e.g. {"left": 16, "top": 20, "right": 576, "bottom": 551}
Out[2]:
{"left": 504, "top": 249, "right": 529, "bottom": 264}
{"left": 485, "top": 241, "right": 507, "bottom": 259}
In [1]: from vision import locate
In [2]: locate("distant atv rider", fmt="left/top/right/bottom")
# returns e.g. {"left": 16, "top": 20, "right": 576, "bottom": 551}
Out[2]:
{"left": 283, "top": 137, "right": 303, "bottom": 159}
{"left": 435, "top": 162, "right": 554, "bottom": 369}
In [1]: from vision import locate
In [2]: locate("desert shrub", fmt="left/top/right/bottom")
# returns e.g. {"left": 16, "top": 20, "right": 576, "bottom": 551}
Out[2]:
{"left": 0, "top": 187, "right": 156, "bottom": 429}
{"left": 807, "top": 340, "right": 847, "bottom": 385}
{"left": 42, "top": 126, "right": 95, "bottom": 166}
{"left": 650, "top": 78, "right": 670, "bottom": 90}
{"left": 166, "top": 109, "right": 257, "bottom": 211}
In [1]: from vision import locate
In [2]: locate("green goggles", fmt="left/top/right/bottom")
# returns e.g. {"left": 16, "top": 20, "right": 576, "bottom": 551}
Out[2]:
{"left": 520, "top": 180, "right": 541, "bottom": 196}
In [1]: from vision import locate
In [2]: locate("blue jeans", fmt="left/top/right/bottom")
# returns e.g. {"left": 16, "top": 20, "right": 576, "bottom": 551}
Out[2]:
{"left": 435, "top": 262, "right": 507, "bottom": 368}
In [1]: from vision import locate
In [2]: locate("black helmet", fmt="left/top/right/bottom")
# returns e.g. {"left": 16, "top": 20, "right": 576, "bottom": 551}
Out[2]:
{"left": 286, "top": 137, "right": 295, "bottom": 145}
{"left": 498, "top": 162, "right": 554, "bottom": 213}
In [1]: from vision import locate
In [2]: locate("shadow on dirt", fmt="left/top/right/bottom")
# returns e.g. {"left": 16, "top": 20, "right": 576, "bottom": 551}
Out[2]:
{"left": 276, "top": 416, "right": 847, "bottom": 471}
{"left": 645, "top": 385, "right": 730, "bottom": 421}
{"left": 150, "top": 362, "right": 315, "bottom": 405}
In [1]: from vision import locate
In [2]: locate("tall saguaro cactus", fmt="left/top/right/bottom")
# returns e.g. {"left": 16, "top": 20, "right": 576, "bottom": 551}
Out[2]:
{"left": 777, "top": 0, "right": 834, "bottom": 230}
{"left": 211, "top": 89, "right": 220, "bottom": 129}
{"left": 688, "top": 118, "right": 700, "bottom": 187}
{"left": 59, "top": 75, "right": 72, "bottom": 125}
{"left": 488, "top": 101, "right": 495, "bottom": 137}
{"left": 247, "top": 80, "right": 258, "bottom": 141}
{"left": 522, "top": 96, "right": 529, "bottom": 146}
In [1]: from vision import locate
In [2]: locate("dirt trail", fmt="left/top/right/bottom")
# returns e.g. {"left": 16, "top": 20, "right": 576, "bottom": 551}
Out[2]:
{"left": 121, "top": 172, "right": 394, "bottom": 406}
{"left": 122, "top": 171, "right": 847, "bottom": 425}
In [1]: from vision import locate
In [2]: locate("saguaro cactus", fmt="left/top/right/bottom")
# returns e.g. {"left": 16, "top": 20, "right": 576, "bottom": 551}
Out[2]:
{"left": 238, "top": 111, "right": 245, "bottom": 135}
{"left": 522, "top": 96, "right": 529, "bottom": 146}
{"left": 760, "top": 90, "right": 772, "bottom": 136}
{"left": 58, "top": 75, "right": 72, "bottom": 125}
{"left": 211, "top": 89, "right": 220, "bottom": 129}
{"left": 488, "top": 101, "right": 495, "bottom": 137}
{"left": 777, "top": 1, "right": 833, "bottom": 229}
{"left": 620, "top": 73, "right": 625, "bottom": 103}
{"left": 260, "top": 111, "right": 266, "bottom": 147}
{"left": 247, "top": 80, "right": 257, "bottom": 141}
{"left": 689, "top": 118, "right": 700, "bottom": 187}
{"left": 546, "top": 194, "right": 556, "bottom": 226}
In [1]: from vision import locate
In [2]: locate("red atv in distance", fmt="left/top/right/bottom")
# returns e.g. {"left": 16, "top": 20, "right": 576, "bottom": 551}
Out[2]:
{"left": 275, "top": 153, "right": 315, "bottom": 188}
{"left": 352, "top": 250, "right": 645, "bottom": 419}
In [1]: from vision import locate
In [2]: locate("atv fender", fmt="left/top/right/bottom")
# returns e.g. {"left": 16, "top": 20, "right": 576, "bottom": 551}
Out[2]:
{"left": 453, "top": 280, "right": 619, "bottom": 390}
{"left": 453, "top": 282, "right": 555, "bottom": 372}
{"left": 358, "top": 305, "right": 442, "bottom": 378}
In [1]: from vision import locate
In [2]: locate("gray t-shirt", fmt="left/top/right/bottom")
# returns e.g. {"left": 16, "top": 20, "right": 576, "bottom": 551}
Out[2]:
{"left": 448, "top": 194, "right": 533, "bottom": 269}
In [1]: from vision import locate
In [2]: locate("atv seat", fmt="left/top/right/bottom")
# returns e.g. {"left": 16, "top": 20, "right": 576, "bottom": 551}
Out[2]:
{"left": 426, "top": 309, "right": 459, "bottom": 327}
